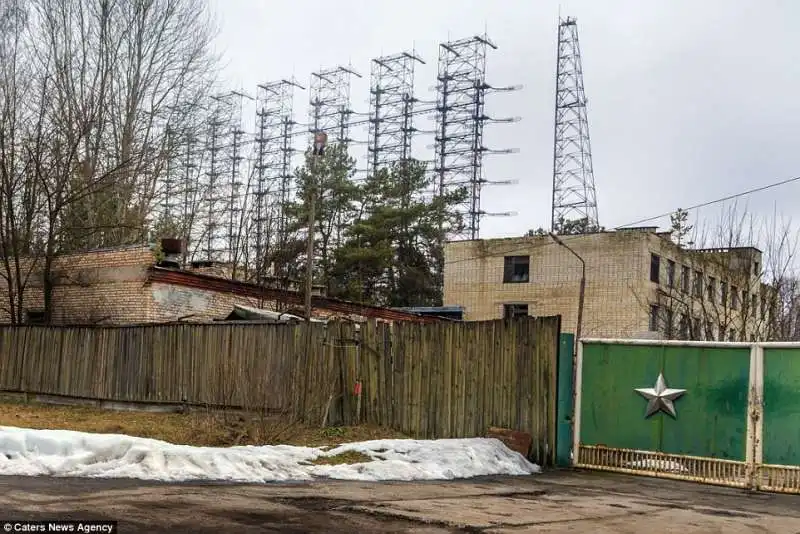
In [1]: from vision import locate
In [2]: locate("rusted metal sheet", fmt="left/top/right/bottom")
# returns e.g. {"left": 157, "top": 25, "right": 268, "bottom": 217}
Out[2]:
{"left": 146, "top": 267, "right": 441, "bottom": 324}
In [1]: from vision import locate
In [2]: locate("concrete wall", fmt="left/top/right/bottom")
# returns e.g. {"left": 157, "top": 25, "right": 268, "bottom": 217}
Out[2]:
{"left": 149, "top": 283, "right": 263, "bottom": 323}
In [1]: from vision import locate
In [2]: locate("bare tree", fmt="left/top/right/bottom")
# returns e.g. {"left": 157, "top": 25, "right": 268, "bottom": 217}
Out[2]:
{"left": 0, "top": 0, "right": 221, "bottom": 323}
{"left": 638, "top": 204, "right": 798, "bottom": 342}
{"left": 0, "top": 0, "right": 43, "bottom": 323}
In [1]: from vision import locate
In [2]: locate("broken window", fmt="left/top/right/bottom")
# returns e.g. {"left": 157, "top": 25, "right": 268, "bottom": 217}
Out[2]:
{"left": 503, "top": 303, "right": 529, "bottom": 320}
{"left": 503, "top": 256, "right": 530, "bottom": 283}
{"left": 650, "top": 254, "right": 661, "bottom": 283}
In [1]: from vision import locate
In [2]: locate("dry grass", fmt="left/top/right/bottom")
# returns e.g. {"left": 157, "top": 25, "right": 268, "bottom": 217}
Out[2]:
{"left": 310, "top": 450, "right": 373, "bottom": 466}
{"left": 0, "top": 398, "right": 406, "bottom": 448}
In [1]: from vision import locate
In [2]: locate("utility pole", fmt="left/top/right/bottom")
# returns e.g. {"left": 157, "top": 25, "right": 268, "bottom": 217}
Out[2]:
{"left": 549, "top": 232, "right": 586, "bottom": 347}
{"left": 304, "top": 131, "right": 327, "bottom": 322}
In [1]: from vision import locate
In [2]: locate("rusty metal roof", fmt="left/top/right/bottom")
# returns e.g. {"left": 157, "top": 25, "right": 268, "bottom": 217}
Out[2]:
{"left": 147, "top": 266, "right": 442, "bottom": 324}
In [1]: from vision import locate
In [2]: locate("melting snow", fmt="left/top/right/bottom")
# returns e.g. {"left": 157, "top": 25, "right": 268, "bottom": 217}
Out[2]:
{"left": 0, "top": 426, "right": 540, "bottom": 483}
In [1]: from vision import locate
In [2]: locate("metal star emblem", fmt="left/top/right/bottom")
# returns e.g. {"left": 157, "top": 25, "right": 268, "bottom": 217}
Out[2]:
{"left": 634, "top": 372, "right": 686, "bottom": 418}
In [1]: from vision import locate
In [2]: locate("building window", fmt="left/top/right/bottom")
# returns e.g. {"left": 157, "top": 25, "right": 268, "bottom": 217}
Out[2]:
{"left": 503, "top": 256, "right": 530, "bottom": 283}
{"left": 503, "top": 303, "right": 529, "bottom": 320}
{"left": 691, "top": 317, "right": 702, "bottom": 340}
{"left": 761, "top": 295, "right": 767, "bottom": 319}
{"left": 729, "top": 328, "right": 737, "bottom": 342}
{"left": 24, "top": 310, "right": 46, "bottom": 324}
{"left": 705, "top": 322, "right": 715, "bottom": 341}
{"left": 650, "top": 254, "right": 661, "bottom": 283}
{"left": 649, "top": 305, "right": 660, "bottom": 331}
{"left": 665, "top": 309, "right": 674, "bottom": 338}
{"left": 742, "top": 290, "right": 748, "bottom": 314}
{"left": 753, "top": 261, "right": 760, "bottom": 276}
{"left": 679, "top": 314, "right": 689, "bottom": 339}
{"left": 707, "top": 277, "right": 717, "bottom": 303}
{"left": 731, "top": 286, "right": 739, "bottom": 309}
{"left": 666, "top": 260, "right": 676, "bottom": 288}
{"left": 751, "top": 294, "right": 757, "bottom": 317}
{"left": 693, "top": 270, "right": 703, "bottom": 298}
{"left": 721, "top": 281, "right": 728, "bottom": 307}
{"left": 680, "top": 266, "right": 690, "bottom": 293}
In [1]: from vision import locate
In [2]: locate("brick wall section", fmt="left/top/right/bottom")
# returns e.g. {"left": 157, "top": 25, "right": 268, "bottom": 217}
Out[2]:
{"left": 444, "top": 230, "right": 768, "bottom": 340}
{"left": 444, "top": 232, "right": 650, "bottom": 338}
{"left": 0, "top": 246, "right": 157, "bottom": 324}
{"left": 0, "top": 245, "right": 370, "bottom": 325}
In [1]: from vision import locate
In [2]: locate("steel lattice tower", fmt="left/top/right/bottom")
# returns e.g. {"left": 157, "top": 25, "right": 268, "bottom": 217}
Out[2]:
{"left": 367, "top": 51, "right": 425, "bottom": 175}
{"left": 551, "top": 16, "right": 599, "bottom": 233}
{"left": 433, "top": 35, "right": 517, "bottom": 240}
{"left": 159, "top": 125, "right": 180, "bottom": 224}
{"left": 201, "top": 92, "right": 247, "bottom": 262}
{"left": 253, "top": 79, "right": 302, "bottom": 280}
{"left": 309, "top": 66, "right": 361, "bottom": 145}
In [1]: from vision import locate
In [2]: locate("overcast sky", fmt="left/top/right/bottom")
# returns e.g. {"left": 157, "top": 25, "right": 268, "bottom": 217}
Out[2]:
{"left": 208, "top": 0, "right": 800, "bottom": 244}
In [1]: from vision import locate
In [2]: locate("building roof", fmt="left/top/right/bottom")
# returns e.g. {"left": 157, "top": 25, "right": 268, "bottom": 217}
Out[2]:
{"left": 147, "top": 266, "right": 441, "bottom": 324}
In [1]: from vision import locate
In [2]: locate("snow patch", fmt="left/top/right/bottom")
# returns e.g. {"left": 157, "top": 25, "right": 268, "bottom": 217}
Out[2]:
{"left": 627, "top": 459, "right": 688, "bottom": 473}
{"left": 0, "top": 426, "right": 540, "bottom": 483}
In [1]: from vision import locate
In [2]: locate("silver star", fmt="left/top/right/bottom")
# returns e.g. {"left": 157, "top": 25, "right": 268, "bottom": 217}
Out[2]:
{"left": 634, "top": 372, "right": 686, "bottom": 418}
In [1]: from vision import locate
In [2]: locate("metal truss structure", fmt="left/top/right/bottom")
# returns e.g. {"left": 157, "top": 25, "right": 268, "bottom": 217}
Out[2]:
{"left": 308, "top": 66, "right": 361, "bottom": 146}
{"left": 552, "top": 16, "right": 600, "bottom": 233}
{"left": 433, "top": 34, "right": 518, "bottom": 240}
{"left": 367, "top": 51, "right": 425, "bottom": 176}
{"left": 252, "top": 79, "right": 303, "bottom": 280}
{"left": 199, "top": 92, "right": 248, "bottom": 262}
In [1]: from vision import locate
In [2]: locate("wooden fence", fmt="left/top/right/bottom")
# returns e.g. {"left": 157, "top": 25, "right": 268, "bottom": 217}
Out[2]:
{"left": 0, "top": 315, "right": 561, "bottom": 465}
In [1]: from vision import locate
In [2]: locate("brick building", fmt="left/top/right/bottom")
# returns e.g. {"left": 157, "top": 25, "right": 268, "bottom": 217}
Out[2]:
{"left": 444, "top": 228, "right": 773, "bottom": 340}
{"left": 1, "top": 243, "right": 437, "bottom": 325}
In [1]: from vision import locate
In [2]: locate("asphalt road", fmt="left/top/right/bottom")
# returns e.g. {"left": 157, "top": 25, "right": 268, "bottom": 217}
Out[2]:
{"left": 1, "top": 470, "right": 799, "bottom": 533}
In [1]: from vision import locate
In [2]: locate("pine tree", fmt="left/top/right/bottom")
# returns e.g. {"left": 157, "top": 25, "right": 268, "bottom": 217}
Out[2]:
{"left": 670, "top": 208, "right": 694, "bottom": 247}
{"left": 271, "top": 143, "right": 359, "bottom": 289}
{"left": 331, "top": 160, "right": 465, "bottom": 306}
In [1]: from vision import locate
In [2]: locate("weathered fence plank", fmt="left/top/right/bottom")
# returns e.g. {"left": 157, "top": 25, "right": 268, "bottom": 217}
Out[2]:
{"left": 0, "top": 315, "right": 561, "bottom": 464}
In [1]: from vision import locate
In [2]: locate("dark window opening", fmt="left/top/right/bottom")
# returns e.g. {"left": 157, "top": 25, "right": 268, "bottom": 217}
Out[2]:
{"left": 693, "top": 270, "right": 703, "bottom": 298}
{"left": 503, "top": 303, "right": 529, "bottom": 320}
{"left": 705, "top": 322, "right": 715, "bottom": 341}
{"left": 678, "top": 314, "right": 689, "bottom": 339}
{"left": 721, "top": 282, "right": 728, "bottom": 306}
{"left": 649, "top": 305, "right": 659, "bottom": 331}
{"left": 691, "top": 317, "right": 702, "bottom": 339}
{"left": 732, "top": 286, "right": 739, "bottom": 309}
{"left": 503, "top": 256, "right": 530, "bottom": 283}
{"left": 667, "top": 260, "right": 676, "bottom": 288}
{"left": 24, "top": 310, "right": 46, "bottom": 324}
{"left": 665, "top": 309, "right": 674, "bottom": 338}
{"left": 681, "top": 266, "right": 690, "bottom": 293}
{"left": 650, "top": 254, "right": 661, "bottom": 283}
{"left": 707, "top": 277, "right": 717, "bottom": 303}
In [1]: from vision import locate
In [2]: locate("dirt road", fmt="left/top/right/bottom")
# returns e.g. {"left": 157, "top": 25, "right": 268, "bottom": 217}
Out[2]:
{"left": 1, "top": 470, "right": 799, "bottom": 532}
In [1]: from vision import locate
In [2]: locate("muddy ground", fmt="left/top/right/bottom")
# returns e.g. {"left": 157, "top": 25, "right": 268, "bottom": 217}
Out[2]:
{"left": 1, "top": 469, "right": 799, "bottom": 533}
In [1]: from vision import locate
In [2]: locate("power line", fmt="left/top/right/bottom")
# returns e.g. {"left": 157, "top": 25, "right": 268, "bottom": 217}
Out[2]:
{"left": 617, "top": 175, "right": 800, "bottom": 229}
{"left": 445, "top": 174, "right": 800, "bottom": 266}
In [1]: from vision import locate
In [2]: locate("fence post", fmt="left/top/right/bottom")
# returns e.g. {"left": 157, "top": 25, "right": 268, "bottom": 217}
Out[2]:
{"left": 571, "top": 338, "right": 584, "bottom": 466}
{"left": 745, "top": 343, "right": 764, "bottom": 490}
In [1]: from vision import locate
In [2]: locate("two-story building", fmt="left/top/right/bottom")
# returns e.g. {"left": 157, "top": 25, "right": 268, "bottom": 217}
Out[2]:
{"left": 444, "top": 228, "right": 773, "bottom": 340}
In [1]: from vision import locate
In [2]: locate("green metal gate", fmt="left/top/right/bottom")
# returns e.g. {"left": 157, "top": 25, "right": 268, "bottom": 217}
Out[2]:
{"left": 573, "top": 339, "right": 800, "bottom": 493}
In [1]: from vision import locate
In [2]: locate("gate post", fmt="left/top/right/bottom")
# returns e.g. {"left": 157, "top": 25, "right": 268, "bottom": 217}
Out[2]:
{"left": 571, "top": 339, "right": 584, "bottom": 466}
{"left": 745, "top": 343, "right": 764, "bottom": 490}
